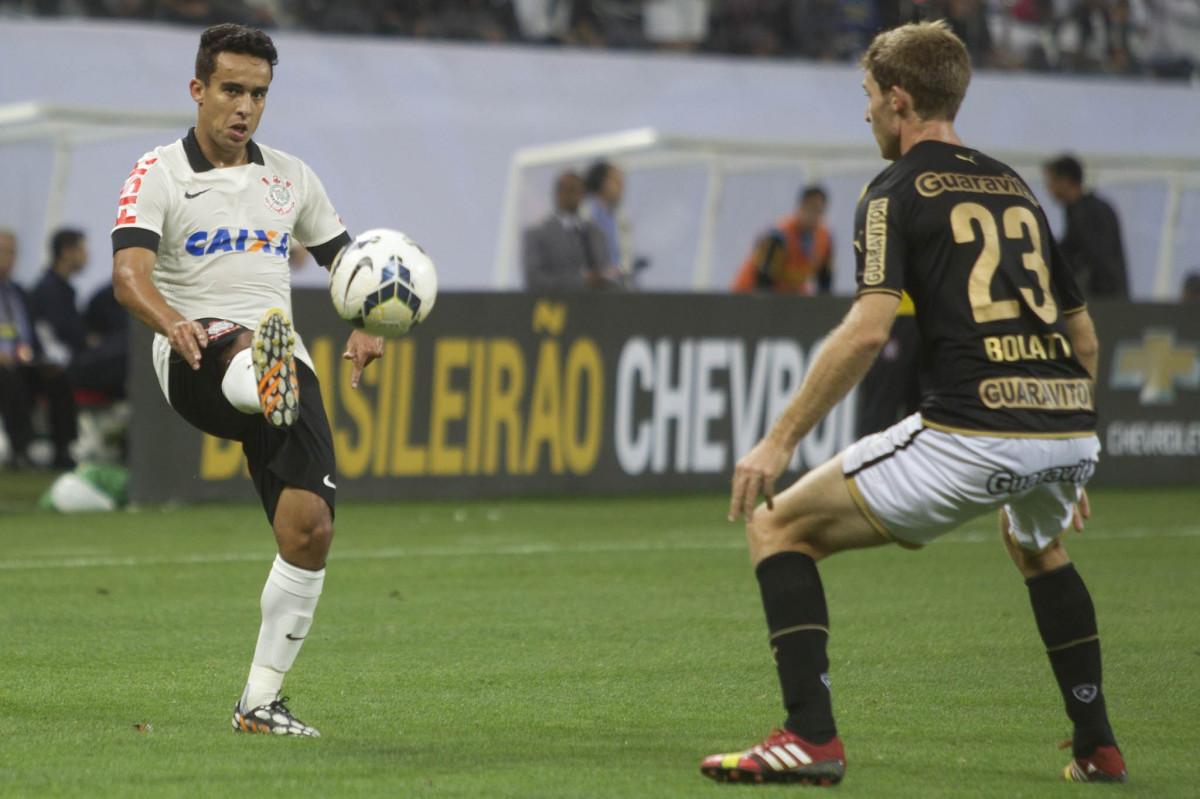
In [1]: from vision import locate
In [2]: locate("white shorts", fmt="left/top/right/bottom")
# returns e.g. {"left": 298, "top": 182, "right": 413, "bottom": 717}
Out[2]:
{"left": 842, "top": 414, "right": 1100, "bottom": 552}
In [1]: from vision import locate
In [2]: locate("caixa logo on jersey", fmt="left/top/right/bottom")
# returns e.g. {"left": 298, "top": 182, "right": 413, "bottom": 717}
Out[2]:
{"left": 184, "top": 228, "right": 289, "bottom": 258}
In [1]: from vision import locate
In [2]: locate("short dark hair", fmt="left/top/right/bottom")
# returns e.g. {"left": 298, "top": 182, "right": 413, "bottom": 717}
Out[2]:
{"left": 555, "top": 170, "right": 583, "bottom": 191}
{"left": 51, "top": 228, "right": 85, "bottom": 261}
{"left": 584, "top": 160, "right": 613, "bottom": 194}
{"left": 1044, "top": 154, "right": 1084, "bottom": 185}
{"left": 799, "top": 184, "right": 827, "bottom": 205}
{"left": 195, "top": 24, "right": 278, "bottom": 85}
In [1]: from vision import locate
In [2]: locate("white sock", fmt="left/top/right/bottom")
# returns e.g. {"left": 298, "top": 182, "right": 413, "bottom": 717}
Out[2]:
{"left": 221, "top": 348, "right": 261, "bottom": 415}
{"left": 241, "top": 554, "right": 325, "bottom": 710}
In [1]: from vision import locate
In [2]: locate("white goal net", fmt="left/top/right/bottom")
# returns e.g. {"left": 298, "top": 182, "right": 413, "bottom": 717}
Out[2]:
{"left": 494, "top": 128, "right": 1200, "bottom": 300}
{"left": 0, "top": 102, "right": 193, "bottom": 271}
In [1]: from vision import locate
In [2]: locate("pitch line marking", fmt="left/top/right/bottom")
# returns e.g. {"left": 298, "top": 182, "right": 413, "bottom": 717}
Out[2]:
{"left": 0, "top": 526, "right": 1197, "bottom": 572}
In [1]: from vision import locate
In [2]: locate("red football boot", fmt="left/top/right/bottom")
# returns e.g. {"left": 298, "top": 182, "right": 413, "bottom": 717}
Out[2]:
{"left": 1063, "top": 744, "right": 1128, "bottom": 783}
{"left": 701, "top": 728, "right": 846, "bottom": 785}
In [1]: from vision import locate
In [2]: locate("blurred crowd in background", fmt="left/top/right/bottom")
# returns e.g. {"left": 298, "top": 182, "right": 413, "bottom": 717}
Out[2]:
{"left": 3, "top": 0, "right": 1199, "bottom": 80}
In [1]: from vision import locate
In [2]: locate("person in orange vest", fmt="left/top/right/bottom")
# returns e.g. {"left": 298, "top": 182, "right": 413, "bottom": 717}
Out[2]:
{"left": 733, "top": 185, "right": 833, "bottom": 295}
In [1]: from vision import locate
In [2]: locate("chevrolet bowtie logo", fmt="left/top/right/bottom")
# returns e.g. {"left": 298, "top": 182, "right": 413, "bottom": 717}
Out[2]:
{"left": 1110, "top": 329, "right": 1200, "bottom": 405}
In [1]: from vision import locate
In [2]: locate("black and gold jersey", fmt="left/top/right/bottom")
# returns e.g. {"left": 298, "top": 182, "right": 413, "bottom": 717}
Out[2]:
{"left": 853, "top": 140, "right": 1095, "bottom": 436}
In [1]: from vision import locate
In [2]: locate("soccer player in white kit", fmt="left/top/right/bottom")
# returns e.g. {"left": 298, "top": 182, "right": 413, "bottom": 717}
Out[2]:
{"left": 111, "top": 24, "right": 384, "bottom": 736}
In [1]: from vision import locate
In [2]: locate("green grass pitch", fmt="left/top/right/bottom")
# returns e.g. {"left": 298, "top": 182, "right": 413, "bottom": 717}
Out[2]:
{"left": 0, "top": 487, "right": 1197, "bottom": 797}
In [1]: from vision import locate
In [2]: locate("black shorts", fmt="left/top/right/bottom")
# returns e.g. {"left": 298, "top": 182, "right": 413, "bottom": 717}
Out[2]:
{"left": 166, "top": 319, "right": 336, "bottom": 523}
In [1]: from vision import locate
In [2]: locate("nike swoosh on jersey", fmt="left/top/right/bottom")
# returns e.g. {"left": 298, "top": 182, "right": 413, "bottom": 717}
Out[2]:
{"left": 184, "top": 188, "right": 212, "bottom": 199}
{"left": 322, "top": 474, "right": 337, "bottom": 489}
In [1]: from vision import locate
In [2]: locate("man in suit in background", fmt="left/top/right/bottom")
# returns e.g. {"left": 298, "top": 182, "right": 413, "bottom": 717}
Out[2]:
{"left": 0, "top": 229, "right": 77, "bottom": 469}
{"left": 30, "top": 228, "right": 93, "bottom": 367}
{"left": 523, "top": 170, "right": 617, "bottom": 291}
{"left": 1043, "top": 154, "right": 1130, "bottom": 300}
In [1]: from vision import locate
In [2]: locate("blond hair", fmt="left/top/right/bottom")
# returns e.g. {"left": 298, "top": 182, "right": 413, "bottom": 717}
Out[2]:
{"left": 860, "top": 20, "right": 971, "bottom": 122}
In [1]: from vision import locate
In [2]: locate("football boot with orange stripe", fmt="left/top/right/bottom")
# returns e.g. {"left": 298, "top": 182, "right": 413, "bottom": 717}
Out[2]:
{"left": 252, "top": 308, "right": 300, "bottom": 428}
{"left": 232, "top": 696, "right": 319, "bottom": 737}
{"left": 701, "top": 728, "right": 845, "bottom": 785}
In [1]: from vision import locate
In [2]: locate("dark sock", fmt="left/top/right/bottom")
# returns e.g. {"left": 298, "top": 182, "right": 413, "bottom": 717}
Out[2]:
{"left": 755, "top": 551, "right": 836, "bottom": 743}
{"left": 1026, "top": 563, "right": 1117, "bottom": 758}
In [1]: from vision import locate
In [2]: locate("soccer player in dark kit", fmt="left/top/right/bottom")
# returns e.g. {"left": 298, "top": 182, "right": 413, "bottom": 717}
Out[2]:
{"left": 702, "top": 20, "right": 1125, "bottom": 786}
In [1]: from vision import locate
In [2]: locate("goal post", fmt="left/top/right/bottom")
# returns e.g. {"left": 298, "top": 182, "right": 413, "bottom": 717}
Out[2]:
{"left": 495, "top": 127, "right": 1200, "bottom": 299}
{"left": 0, "top": 102, "right": 193, "bottom": 263}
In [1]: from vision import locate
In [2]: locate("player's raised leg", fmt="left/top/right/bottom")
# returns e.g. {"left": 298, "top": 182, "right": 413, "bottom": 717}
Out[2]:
{"left": 253, "top": 308, "right": 300, "bottom": 428}
{"left": 234, "top": 487, "right": 332, "bottom": 737}
{"left": 1000, "top": 505, "right": 1127, "bottom": 783}
{"left": 701, "top": 455, "right": 888, "bottom": 785}
{"left": 211, "top": 309, "right": 300, "bottom": 429}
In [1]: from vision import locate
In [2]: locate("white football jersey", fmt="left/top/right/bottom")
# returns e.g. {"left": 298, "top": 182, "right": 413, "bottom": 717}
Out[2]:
{"left": 111, "top": 129, "right": 347, "bottom": 397}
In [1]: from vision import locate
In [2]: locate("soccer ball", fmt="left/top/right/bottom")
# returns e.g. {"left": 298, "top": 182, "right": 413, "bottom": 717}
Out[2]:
{"left": 328, "top": 228, "right": 438, "bottom": 337}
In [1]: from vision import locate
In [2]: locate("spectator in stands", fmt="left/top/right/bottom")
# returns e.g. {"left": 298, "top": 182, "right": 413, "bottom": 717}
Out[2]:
{"left": 512, "top": 0, "right": 572, "bottom": 43}
{"left": 289, "top": 0, "right": 407, "bottom": 35}
{"left": 643, "top": 0, "right": 710, "bottom": 51}
{"left": 30, "top": 228, "right": 92, "bottom": 368}
{"left": 707, "top": 0, "right": 784, "bottom": 57}
{"left": 581, "top": 159, "right": 643, "bottom": 288}
{"left": 0, "top": 229, "right": 76, "bottom": 469}
{"left": 833, "top": 0, "right": 879, "bottom": 58}
{"left": 990, "top": 0, "right": 1056, "bottom": 70}
{"left": 427, "top": 0, "right": 519, "bottom": 42}
{"left": 585, "top": 0, "right": 645, "bottom": 48}
{"left": 1132, "top": 0, "right": 1200, "bottom": 78}
{"left": 732, "top": 184, "right": 833, "bottom": 295}
{"left": 1043, "top": 154, "right": 1131, "bottom": 299}
{"left": 77, "top": 283, "right": 130, "bottom": 400}
{"left": 523, "top": 170, "right": 616, "bottom": 291}
{"left": 31, "top": 229, "right": 129, "bottom": 401}
{"left": 789, "top": 0, "right": 842, "bottom": 60}
{"left": 152, "top": 0, "right": 254, "bottom": 26}
{"left": 925, "top": 0, "right": 1002, "bottom": 67}
{"left": 1057, "top": 0, "right": 1125, "bottom": 72}
{"left": 11, "top": 0, "right": 1194, "bottom": 78}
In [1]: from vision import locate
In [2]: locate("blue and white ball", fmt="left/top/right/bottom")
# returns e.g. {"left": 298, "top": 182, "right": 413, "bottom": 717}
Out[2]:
{"left": 329, "top": 228, "right": 438, "bottom": 338}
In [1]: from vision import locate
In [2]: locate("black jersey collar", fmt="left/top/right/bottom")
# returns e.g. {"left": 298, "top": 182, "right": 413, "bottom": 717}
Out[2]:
{"left": 183, "top": 127, "right": 265, "bottom": 172}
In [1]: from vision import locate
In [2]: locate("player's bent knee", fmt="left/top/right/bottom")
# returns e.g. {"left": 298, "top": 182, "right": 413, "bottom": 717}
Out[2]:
{"left": 273, "top": 492, "right": 334, "bottom": 569}
{"left": 746, "top": 508, "right": 824, "bottom": 565}
{"left": 278, "top": 520, "right": 333, "bottom": 570}
{"left": 297, "top": 515, "right": 334, "bottom": 550}
{"left": 1006, "top": 537, "right": 1070, "bottom": 579}
{"left": 745, "top": 504, "right": 782, "bottom": 547}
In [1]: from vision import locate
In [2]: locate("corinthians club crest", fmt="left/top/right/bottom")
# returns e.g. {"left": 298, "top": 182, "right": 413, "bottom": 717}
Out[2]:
{"left": 262, "top": 174, "right": 295, "bottom": 215}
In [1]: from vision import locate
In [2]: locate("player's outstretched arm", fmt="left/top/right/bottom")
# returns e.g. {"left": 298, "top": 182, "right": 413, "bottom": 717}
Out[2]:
{"left": 113, "top": 246, "right": 208, "bottom": 370}
{"left": 729, "top": 292, "right": 900, "bottom": 522}
{"left": 342, "top": 329, "right": 385, "bottom": 389}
